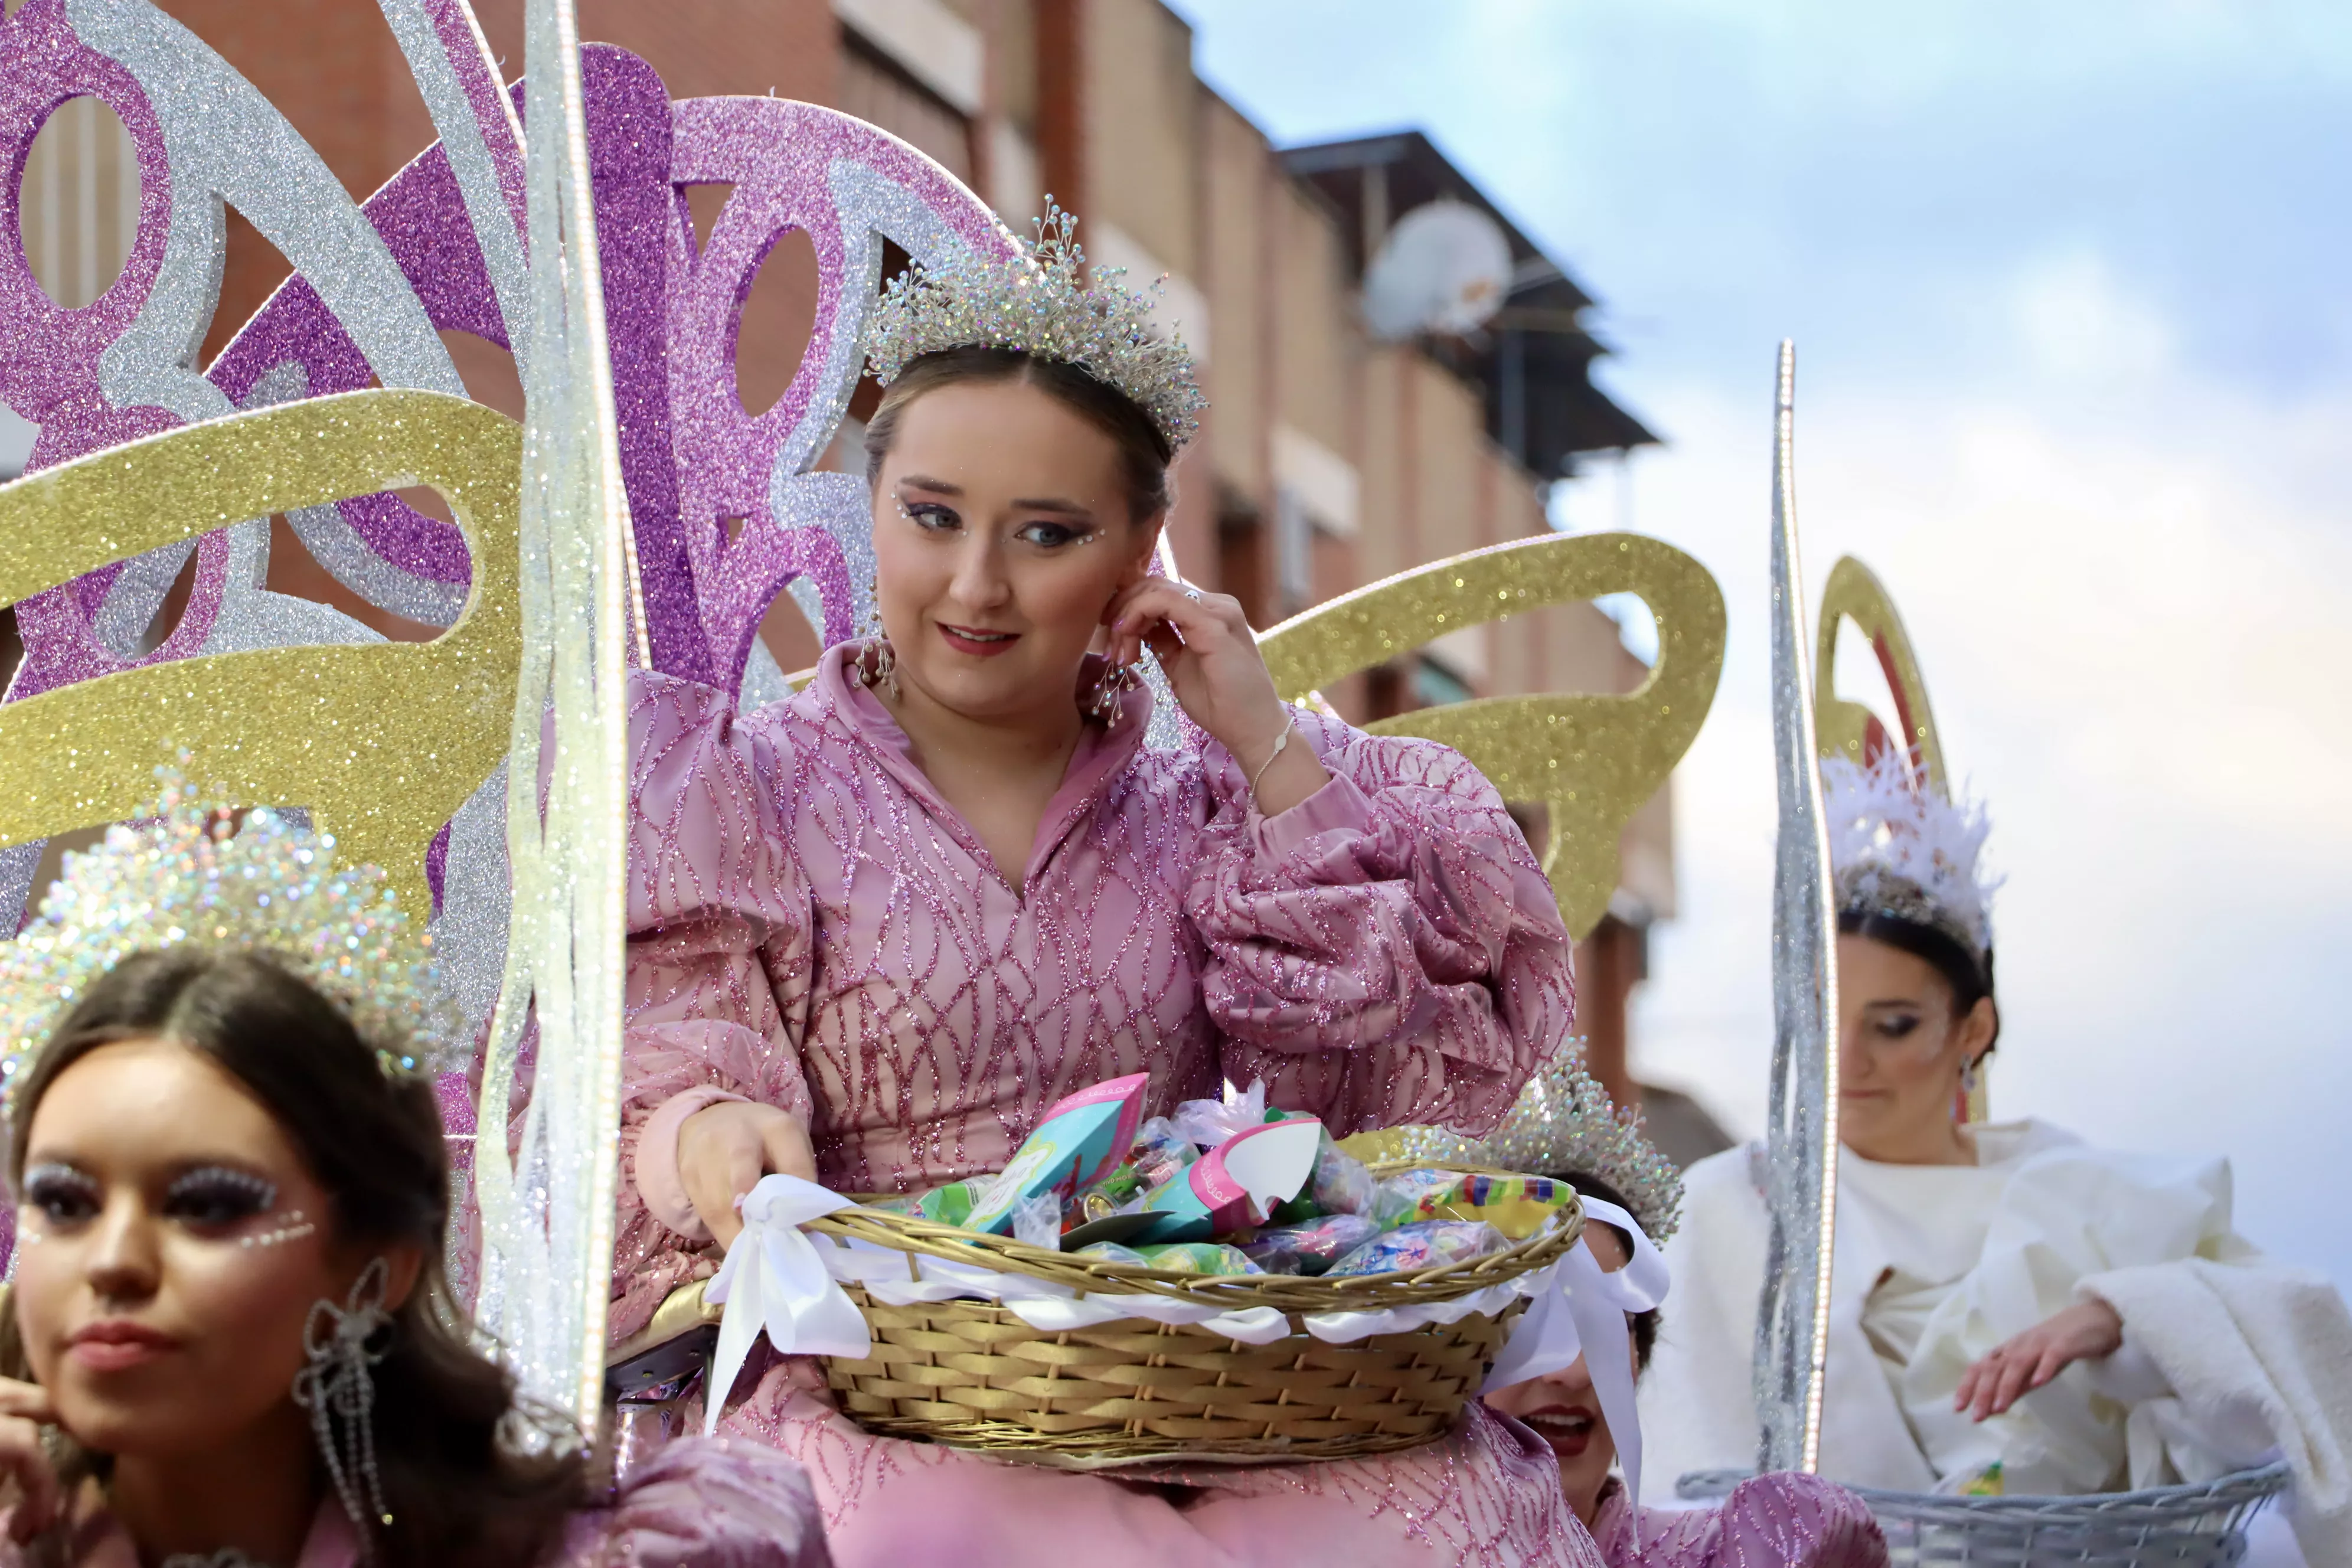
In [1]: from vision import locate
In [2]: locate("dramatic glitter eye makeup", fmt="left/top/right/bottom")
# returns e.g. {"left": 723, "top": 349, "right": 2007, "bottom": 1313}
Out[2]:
{"left": 897, "top": 496, "right": 960, "bottom": 532}
{"left": 162, "top": 1165, "right": 280, "bottom": 1229}
{"left": 21, "top": 1162, "right": 100, "bottom": 1226}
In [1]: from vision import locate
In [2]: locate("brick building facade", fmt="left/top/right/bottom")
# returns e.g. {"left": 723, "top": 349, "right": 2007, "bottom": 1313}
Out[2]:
{"left": 7, "top": 0, "right": 1701, "bottom": 1121}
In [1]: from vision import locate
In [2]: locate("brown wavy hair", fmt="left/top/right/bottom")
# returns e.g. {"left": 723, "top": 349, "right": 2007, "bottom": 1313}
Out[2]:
{"left": 863, "top": 344, "right": 1175, "bottom": 523}
{"left": 0, "top": 949, "right": 586, "bottom": 1568}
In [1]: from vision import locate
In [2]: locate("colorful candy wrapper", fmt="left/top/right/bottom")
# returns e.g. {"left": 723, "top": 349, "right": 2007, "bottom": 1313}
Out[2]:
{"left": 1309, "top": 1136, "right": 1377, "bottom": 1216}
{"left": 1073, "top": 1241, "right": 1151, "bottom": 1265}
{"left": 1411, "top": 1172, "right": 1575, "bottom": 1240}
{"left": 913, "top": 1180, "right": 985, "bottom": 1226}
{"left": 1135, "top": 1242, "right": 1262, "bottom": 1276}
{"left": 1135, "top": 1118, "right": 1323, "bottom": 1242}
{"left": 1076, "top": 1115, "right": 1198, "bottom": 1213}
{"left": 1239, "top": 1213, "right": 1383, "bottom": 1275}
{"left": 1011, "top": 1192, "right": 1063, "bottom": 1250}
{"left": 965, "top": 1072, "right": 1151, "bottom": 1234}
{"left": 1326, "top": 1220, "right": 1506, "bottom": 1278}
{"left": 1371, "top": 1168, "right": 1469, "bottom": 1229}
{"left": 1170, "top": 1079, "right": 1266, "bottom": 1151}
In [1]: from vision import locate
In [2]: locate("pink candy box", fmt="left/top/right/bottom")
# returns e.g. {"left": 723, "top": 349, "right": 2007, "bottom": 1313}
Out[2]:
{"left": 1135, "top": 1117, "right": 1322, "bottom": 1243}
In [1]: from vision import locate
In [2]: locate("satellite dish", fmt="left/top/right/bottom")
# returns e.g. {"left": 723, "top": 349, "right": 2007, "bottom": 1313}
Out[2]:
{"left": 1361, "top": 199, "right": 1514, "bottom": 341}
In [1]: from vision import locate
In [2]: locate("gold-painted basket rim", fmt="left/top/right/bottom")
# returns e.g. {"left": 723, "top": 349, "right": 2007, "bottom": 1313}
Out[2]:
{"left": 802, "top": 1162, "right": 1583, "bottom": 1314}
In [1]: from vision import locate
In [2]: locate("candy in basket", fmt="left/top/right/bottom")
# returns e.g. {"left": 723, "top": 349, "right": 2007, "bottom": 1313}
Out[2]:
{"left": 698, "top": 1076, "right": 1587, "bottom": 1468}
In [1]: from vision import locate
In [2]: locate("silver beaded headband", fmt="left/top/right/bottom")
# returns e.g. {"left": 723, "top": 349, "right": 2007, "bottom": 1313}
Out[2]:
{"left": 1389, "top": 1040, "right": 1684, "bottom": 1244}
{"left": 0, "top": 765, "right": 462, "bottom": 1108}
{"left": 863, "top": 204, "right": 1208, "bottom": 452}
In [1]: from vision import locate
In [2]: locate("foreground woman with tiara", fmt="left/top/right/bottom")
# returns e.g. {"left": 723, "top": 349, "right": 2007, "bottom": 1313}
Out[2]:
{"left": 1639, "top": 752, "right": 2352, "bottom": 1565}
{"left": 0, "top": 782, "right": 830, "bottom": 1567}
{"left": 610, "top": 213, "right": 1592, "bottom": 1564}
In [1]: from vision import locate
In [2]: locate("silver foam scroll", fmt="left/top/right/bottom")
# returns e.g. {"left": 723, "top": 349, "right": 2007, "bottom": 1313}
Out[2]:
{"left": 470, "top": 0, "right": 634, "bottom": 1427}
{"left": 1754, "top": 341, "right": 1841, "bottom": 1476}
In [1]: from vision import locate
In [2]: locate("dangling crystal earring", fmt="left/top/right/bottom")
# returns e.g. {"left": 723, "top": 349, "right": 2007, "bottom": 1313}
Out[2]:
{"left": 1085, "top": 659, "right": 1142, "bottom": 729}
{"left": 853, "top": 610, "right": 899, "bottom": 700}
{"left": 293, "top": 1257, "right": 397, "bottom": 1552}
{"left": 1961, "top": 1055, "right": 1982, "bottom": 1094}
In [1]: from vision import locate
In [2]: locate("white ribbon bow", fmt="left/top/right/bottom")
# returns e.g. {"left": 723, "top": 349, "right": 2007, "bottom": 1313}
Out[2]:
{"left": 702, "top": 1174, "right": 871, "bottom": 1436}
{"left": 1482, "top": 1196, "right": 1670, "bottom": 1513}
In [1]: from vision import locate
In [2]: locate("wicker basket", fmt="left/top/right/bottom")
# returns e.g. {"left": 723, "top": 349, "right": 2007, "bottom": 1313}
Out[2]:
{"left": 801, "top": 1180, "right": 1583, "bottom": 1468}
{"left": 1680, "top": 1464, "right": 2291, "bottom": 1567}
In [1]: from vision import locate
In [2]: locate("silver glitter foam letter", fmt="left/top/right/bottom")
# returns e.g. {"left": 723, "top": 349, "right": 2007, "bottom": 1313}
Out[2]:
{"left": 1754, "top": 341, "right": 1841, "bottom": 1476}
{"left": 469, "top": 0, "right": 634, "bottom": 1427}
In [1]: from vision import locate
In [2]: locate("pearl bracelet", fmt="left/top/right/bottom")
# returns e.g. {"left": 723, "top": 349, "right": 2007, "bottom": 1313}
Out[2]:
{"left": 1249, "top": 717, "right": 1296, "bottom": 798}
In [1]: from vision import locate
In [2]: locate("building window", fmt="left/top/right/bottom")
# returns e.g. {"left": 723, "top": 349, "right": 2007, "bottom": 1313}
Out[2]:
{"left": 1411, "top": 655, "right": 1474, "bottom": 709}
{"left": 838, "top": 30, "right": 974, "bottom": 182}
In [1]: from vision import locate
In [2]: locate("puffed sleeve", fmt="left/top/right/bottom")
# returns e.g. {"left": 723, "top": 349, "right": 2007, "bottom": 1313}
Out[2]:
{"left": 609, "top": 672, "right": 818, "bottom": 1342}
{"left": 1185, "top": 707, "right": 1575, "bottom": 1136}
{"left": 559, "top": 1438, "right": 833, "bottom": 1567}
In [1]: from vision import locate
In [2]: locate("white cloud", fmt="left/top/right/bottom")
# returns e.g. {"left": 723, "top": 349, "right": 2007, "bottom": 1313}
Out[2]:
{"left": 2010, "top": 247, "right": 2178, "bottom": 384}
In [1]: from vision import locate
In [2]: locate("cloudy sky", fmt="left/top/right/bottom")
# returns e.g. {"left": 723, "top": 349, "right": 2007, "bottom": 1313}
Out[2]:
{"left": 1168, "top": 0, "right": 2352, "bottom": 1285}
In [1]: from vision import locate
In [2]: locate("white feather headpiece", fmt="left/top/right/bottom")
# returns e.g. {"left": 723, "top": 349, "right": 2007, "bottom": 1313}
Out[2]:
{"left": 1822, "top": 749, "right": 2000, "bottom": 959}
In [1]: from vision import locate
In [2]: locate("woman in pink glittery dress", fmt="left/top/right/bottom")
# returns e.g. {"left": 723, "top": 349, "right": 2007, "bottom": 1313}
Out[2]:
{"left": 610, "top": 223, "right": 1596, "bottom": 1565}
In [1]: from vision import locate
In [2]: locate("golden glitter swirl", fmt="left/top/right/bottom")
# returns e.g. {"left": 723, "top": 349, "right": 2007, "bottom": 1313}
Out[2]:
{"left": 1258, "top": 532, "right": 1726, "bottom": 940}
{"left": 1814, "top": 554, "right": 1945, "bottom": 790}
{"left": 0, "top": 390, "right": 522, "bottom": 916}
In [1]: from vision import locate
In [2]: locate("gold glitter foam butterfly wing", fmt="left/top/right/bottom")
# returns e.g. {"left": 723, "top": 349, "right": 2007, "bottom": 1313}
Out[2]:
{"left": 1258, "top": 532, "right": 1726, "bottom": 940}
{"left": 1814, "top": 554, "right": 1945, "bottom": 791}
{"left": 0, "top": 389, "right": 522, "bottom": 913}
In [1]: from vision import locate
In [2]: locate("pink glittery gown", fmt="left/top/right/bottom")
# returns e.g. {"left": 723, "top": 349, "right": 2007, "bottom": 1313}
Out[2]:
{"left": 1586, "top": 1475, "right": 1889, "bottom": 1567}
{"left": 613, "top": 648, "right": 1593, "bottom": 1568}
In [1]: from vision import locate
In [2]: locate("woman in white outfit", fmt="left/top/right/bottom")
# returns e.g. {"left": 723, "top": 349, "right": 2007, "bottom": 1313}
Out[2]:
{"left": 1638, "top": 752, "right": 2352, "bottom": 1566}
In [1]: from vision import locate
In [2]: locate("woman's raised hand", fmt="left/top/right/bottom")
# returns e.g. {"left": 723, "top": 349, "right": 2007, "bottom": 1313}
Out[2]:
{"left": 675, "top": 1101, "right": 818, "bottom": 1249}
{"left": 1103, "top": 577, "right": 1330, "bottom": 815}
{"left": 0, "top": 1378, "right": 61, "bottom": 1542}
{"left": 1954, "top": 1296, "right": 2125, "bottom": 1421}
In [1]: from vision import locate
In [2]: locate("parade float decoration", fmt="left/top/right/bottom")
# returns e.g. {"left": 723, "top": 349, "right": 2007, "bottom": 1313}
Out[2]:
{"left": 0, "top": 0, "right": 1724, "bottom": 1458}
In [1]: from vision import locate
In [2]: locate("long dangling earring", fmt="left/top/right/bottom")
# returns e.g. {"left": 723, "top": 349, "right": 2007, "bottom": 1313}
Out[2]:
{"left": 293, "top": 1257, "right": 397, "bottom": 1553}
{"left": 1961, "top": 1054, "right": 1981, "bottom": 1094}
{"left": 854, "top": 609, "right": 899, "bottom": 700}
{"left": 1085, "top": 659, "right": 1142, "bottom": 730}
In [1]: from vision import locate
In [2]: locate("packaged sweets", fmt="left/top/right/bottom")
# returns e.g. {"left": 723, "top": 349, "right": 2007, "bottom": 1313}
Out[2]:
{"left": 1134, "top": 1242, "right": 1262, "bottom": 1276}
{"left": 913, "top": 1180, "right": 985, "bottom": 1227}
{"left": 861, "top": 1193, "right": 916, "bottom": 1216}
{"left": 1371, "top": 1168, "right": 1469, "bottom": 1229}
{"left": 1010, "top": 1192, "right": 1063, "bottom": 1250}
{"left": 1135, "top": 1118, "right": 1322, "bottom": 1242}
{"left": 1171, "top": 1079, "right": 1266, "bottom": 1151}
{"left": 1073, "top": 1241, "right": 1151, "bottom": 1266}
{"left": 1239, "top": 1213, "right": 1383, "bottom": 1276}
{"left": 1410, "top": 1172, "right": 1574, "bottom": 1240}
{"left": 965, "top": 1072, "right": 1151, "bottom": 1235}
{"left": 1309, "top": 1136, "right": 1377, "bottom": 1217}
{"left": 1074, "top": 1116, "right": 1198, "bottom": 1211}
{"left": 1326, "top": 1220, "right": 1506, "bottom": 1278}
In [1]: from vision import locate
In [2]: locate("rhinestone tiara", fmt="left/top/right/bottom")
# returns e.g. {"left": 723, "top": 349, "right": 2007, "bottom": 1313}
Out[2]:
{"left": 1384, "top": 1040, "right": 1685, "bottom": 1244}
{"left": 0, "top": 765, "right": 463, "bottom": 1107}
{"left": 863, "top": 204, "right": 1207, "bottom": 452}
{"left": 1822, "top": 749, "right": 1999, "bottom": 961}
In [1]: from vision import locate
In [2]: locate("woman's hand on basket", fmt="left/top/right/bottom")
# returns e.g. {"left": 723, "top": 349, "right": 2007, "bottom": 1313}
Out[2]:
{"left": 675, "top": 1100, "right": 817, "bottom": 1249}
{"left": 1102, "top": 577, "right": 1330, "bottom": 815}
{"left": 1954, "top": 1297, "right": 2124, "bottom": 1421}
{"left": 0, "top": 1378, "right": 63, "bottom": 1542}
